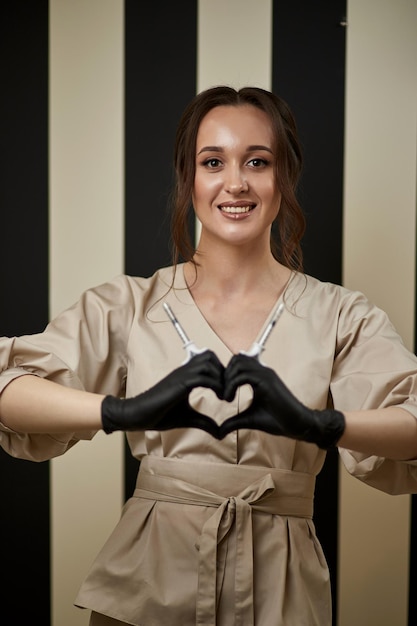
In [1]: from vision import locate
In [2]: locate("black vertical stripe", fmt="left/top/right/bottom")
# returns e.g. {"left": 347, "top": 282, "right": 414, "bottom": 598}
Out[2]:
{"left": 409, "top": 496, "right": 417, "bottom": 624}
{"left": 410, "top": 141, "right": 417, "bottom": 619}
{"left": 409, "top": 388, "right": 417, "bottom": 612}
{"left": 124, "top": 1, "right": 197, "bottom": 499}
{"left": 0, "top": 2, "right": 50, "bottom": 624}
{"left": 272, "top": 2, "right": 347, "bottom": 623}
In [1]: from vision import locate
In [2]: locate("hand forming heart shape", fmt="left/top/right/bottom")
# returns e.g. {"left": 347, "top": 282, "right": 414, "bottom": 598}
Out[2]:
{"left": 102, "top": 350, "right": 344, "bottom": 449}
{"left": 170, "top": 353, "right": 345, "bottom": 449}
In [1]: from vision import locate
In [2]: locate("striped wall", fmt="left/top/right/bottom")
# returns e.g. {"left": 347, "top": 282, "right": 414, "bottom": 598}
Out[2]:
{"left": 1, "top": 1, "right": 416, "bottom": 625}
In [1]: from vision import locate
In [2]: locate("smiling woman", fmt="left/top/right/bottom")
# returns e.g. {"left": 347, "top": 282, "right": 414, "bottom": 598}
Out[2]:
{"left": 1, "top": 85, "right": 417, "bottom": 626}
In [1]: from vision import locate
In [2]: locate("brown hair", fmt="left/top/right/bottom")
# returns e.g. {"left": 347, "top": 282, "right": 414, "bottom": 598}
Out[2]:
{"left": 170, "top": 85, "right": 305, "bottom": 271}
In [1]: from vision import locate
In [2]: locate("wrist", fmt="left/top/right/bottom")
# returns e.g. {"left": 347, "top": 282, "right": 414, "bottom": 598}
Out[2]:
{"left": 309, "top": 409, "right": 345, "bottom": 449}
{"left": 101, "top": 395, "right": 123, "bottom": 434}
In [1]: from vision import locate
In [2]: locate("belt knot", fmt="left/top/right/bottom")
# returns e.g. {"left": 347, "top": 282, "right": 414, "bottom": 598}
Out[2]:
{"left": 196, "top": 474, "right": 275, "bottom": 626}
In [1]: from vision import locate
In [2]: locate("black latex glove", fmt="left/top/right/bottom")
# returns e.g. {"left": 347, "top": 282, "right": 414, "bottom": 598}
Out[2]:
{"left": 101, "top": 350, "right": 224, "bottom": 437}
{"left": 220, "top": 354, "right": 345, "bottom": 448}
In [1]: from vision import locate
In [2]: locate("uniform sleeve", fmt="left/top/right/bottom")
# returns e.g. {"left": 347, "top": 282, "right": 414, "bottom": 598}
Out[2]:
{"left": 329, "top": 290, "right": 417, "bottom": 494}
{"left": 0, "top": 275, "right": 135, "bottom": 461}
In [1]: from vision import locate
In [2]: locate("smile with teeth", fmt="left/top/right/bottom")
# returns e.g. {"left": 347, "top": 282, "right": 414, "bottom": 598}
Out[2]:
{"left": 219, "top": 205, "right": 254, "bottom": 214}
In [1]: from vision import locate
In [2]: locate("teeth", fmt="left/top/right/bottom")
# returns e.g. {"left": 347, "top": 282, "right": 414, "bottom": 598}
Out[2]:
{"left": 220, "top": 205, "right": 252, "bottom": 214}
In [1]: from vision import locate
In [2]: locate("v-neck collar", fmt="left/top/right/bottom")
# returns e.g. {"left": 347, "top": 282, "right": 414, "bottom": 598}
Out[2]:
{"left": 166, "top": 263, "right": 297, "bottom": 358}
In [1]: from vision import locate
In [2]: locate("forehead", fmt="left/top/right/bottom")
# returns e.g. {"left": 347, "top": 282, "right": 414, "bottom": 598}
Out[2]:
{"left": 196, "top": 104, "right": 274, "bottom": 147}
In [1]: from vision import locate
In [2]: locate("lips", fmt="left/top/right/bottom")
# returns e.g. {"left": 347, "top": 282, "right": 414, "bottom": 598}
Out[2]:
{"left": 218, "top": 202, "right": 256, "bottom": 214}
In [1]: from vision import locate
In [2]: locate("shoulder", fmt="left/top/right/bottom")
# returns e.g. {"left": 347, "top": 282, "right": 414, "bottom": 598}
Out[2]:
{"left": 286, "top": 272, "right": 396, "bottom": 342}
{"left": 81, "top": 265, "right": 179, "bottom": 304}
{"left": 287, "top": 272, "right": 375, "bottom": 317}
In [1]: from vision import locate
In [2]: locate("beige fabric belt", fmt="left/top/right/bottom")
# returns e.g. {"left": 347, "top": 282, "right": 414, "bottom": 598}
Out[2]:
{"left": 134, "top": 456, "right": 315, "bottom": 626}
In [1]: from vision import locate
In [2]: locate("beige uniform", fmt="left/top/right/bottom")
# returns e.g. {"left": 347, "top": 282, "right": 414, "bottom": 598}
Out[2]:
{"left": 1, "top": 266, "right": 417, "bottom": 625}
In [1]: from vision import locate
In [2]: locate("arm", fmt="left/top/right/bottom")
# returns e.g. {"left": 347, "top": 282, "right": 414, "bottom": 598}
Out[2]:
{"left": 0, "top": 276, "right": 135, "bottom": 436}
{"left": 0, "top": 351, "right": 226, "bottom": 437}
{"left": 331, "top": 290, "right": 417, "bottom": 462}
{"left": 221, "top": 354, "right": 417, "bottom": 461}
{"left": 339, "top": 406, "right": 417, "bottom": 461}
{"left": 0, "top": 375, "right": 103, "bottom": 433}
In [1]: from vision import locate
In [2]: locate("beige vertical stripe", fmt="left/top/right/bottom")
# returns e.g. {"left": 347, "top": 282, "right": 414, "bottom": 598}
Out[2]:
{"left": 340, "top": 1, "right": 417, "bottom": 625}
{"left": 49, "top": 2, "right": 124, "bottom": 625}
{"left": 197, "top": 0, "right": 272, "bottom": 92}
{"left": 196, "top": 0, "right": 272, "bottom": 241}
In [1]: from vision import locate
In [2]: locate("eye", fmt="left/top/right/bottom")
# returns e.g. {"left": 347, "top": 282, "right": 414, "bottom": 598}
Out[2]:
{"left": 247, "top": 158, "right": 269, "bottom": 168}
{"left": 202, "top": 157, "right": 223, "bottom": 169}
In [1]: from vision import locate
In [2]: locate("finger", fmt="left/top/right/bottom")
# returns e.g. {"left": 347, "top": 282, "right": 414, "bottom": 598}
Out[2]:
{"left": 158, "top": 403, "right": 220, "bottom": 437}
{"left": 183, "top": 370, "right": 225, "bottom": 399}
{"left": 218, "top": 412, "right": 255, "bottom": 438}
{"left": 185, "top": 357, "right": 225, "bottom": 399}
{"left": 185, "top": 411, "right": 221, "bottom": 439}
{"left": 223, "top": 368, "right": 254, "bottom": 402}
{"left": 226, "top": 353, "right": 263, "bottom": 374}
{"left": 189, "top": 349, "right": 224, "bottom": 370}
{"left": 223, "top": 354, "right": 264, "bottom": 396}
{"left": 220, "top": 404, "right": 288, "bottom": 439}
{"left": 184, "top": 351, "right": 225, "bottom": 378}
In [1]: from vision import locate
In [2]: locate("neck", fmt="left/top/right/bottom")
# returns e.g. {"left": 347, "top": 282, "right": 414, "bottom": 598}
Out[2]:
{"left": 185, "top": 240, "right": 290, "bottom": 298}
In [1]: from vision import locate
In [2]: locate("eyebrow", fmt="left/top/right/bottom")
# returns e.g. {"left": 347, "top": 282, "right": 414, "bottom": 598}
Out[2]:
{"left": 197, "top": 144, "right": 273, "bottom": 155}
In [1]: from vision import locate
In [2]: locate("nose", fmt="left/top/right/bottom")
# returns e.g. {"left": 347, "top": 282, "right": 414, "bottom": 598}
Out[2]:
{"left": 224, "top": 165, "right": 248, "bottom": 193}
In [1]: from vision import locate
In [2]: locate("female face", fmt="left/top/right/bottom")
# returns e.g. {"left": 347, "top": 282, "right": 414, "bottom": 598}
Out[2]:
{"left": 193, "top": 104, "right": 281, "bottom": 250}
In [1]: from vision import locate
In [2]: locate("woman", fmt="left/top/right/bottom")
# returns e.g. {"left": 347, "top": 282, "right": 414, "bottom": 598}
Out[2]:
{"left": 1, "top": 86, "right": 417, "bottom": 626}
